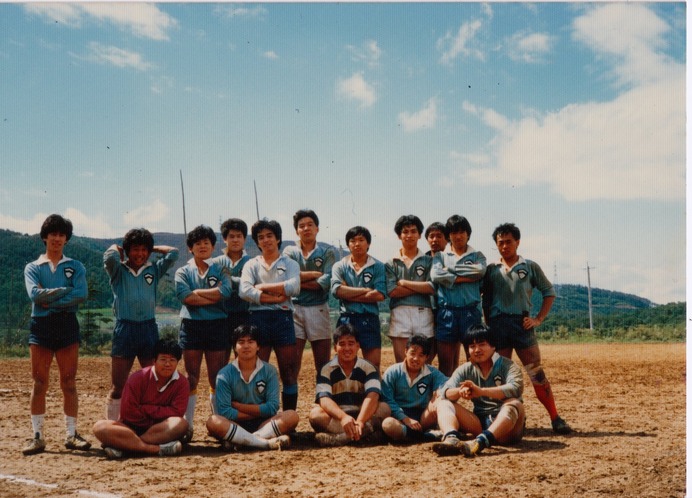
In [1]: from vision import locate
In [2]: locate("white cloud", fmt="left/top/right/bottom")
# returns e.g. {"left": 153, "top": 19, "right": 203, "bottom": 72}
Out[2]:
{"left": 123, "top": 199, "right": 170, "bottom": 227}
{"left": 214, "top": 4, "right": 267, "bottom": 19}
{"left": 151, "top": 75, "right": 174, "bottom": 94}
{"left": 75, "top": 42, "right": 154, "bottom": 71}
{"left": 0, "top": 212, "right": 50, "bottom": 235}
{"left": 398, "top": 98, "right": 438, "bottom": 132}
{"left": 336, "top": 72, "right": 377, "bottom": 108}
{"left": 0, "top": 210, "right": 115, "bottom": 238}
{"left": 25, "top": 3, "right": 177, "bottom": 41}
{"left": 347, "top": 40, "right": 382, "bottom": 67}
{"left": 263, "top": 50, "right": 279, "bottom": 60}
{"left": 507, "top": 32, "right": 553, "bottom": 63}
{"left": 437, "top": 19, "right": 485, "bottom": 65}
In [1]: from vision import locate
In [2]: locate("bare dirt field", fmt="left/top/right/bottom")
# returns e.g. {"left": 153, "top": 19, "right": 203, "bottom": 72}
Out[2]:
{"left": 0, "top": 343, "right": 685, "bottom": 498}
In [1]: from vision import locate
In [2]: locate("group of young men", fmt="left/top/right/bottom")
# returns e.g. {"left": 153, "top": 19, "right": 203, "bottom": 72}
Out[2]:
{"left": 22, "top": 210, "right": 571, "bottom": 459}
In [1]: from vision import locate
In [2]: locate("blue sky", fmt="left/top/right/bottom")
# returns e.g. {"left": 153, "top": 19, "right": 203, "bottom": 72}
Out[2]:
{"left": 0, "top": 3, "right": 686, "bottom": 304}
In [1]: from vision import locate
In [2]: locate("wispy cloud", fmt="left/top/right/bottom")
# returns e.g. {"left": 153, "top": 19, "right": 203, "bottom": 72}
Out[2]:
{"left": 347, "top": 40, "right": 382, "bottom": 67}
{"left": 398, "top": 98, "right": 438, "bottom": 132}
{"left": 214, "top": 4, "right": 267, "bottom": 20}
{"left": 263, "top": 50, "right": 279, "bottom": 60}
{"left": 74, "top": 42, "right": 154, "bottom": 71}
{"left": 507, "top": 31, "right": 553, "bottom": 63}
{"left": 25, "top": 3, "right": 177, "bottom": 41}
{"left": 437, "top": 19, "right": 484, "bottom": 65}
{"left": 336, "top": 72, "right": 377, "bottom": 108}
{"left": 123, "top": 200, "right": 170, "bottom": 227}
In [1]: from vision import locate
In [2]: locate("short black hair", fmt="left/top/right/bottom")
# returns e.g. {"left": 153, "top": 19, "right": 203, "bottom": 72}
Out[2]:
{"left": 425, "top": 222, "right": 447, "bottom": 240}
{"left": 293, "top": 209, "right": 319, "bottom": 230}
{"left": 123, "top": 228, "right": 154, "bottom": 254}
{"left": 40, "top": 214, "right": 73, "bottom": 243}
{"left": 492, "top": 222, "right": 521, "bottom": 242}
{"left": 251, "top": 219, "right": 283, "bottom": 249}
{"left": 406, "top": 334, "right": 432, "bottom": 356}
{"left": 394, "top": 215, "right": 424, "bottom": 237}
{"left": 220, "top": 218, "right": 248, "bottom": 239}
{"left": 462, "top": 323, "right": 495, "bottom": 348}
{"left": 446, "top": 215, "right": 472, "bottom": 237}
{"left": 333, "top": 322, "right": 359, "bottom": 346}
{"left": 154, "top": 339, "right": 183, "bottom": 361}
{"left": 232, "top": 324, "right": 260, "bottom": 349}
{"left": 345, "top": 226, "right": 371, "bottom": 246}
{"left": 186, "top": 225, "right": 216, "bottom": 249}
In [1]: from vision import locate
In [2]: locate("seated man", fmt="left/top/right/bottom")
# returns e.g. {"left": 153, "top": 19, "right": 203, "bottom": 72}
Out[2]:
{"left": 309, "top": 323, "right": 390, "bottom": 447}
{"left": 380, "top": 335, "right": 448, "bottom": 442}
{"left": 206, "top": 325, "right": 297, "bottom": 451}
{"left": 432, "top": 324, "right": 525, "bottom": 457}
{"left": 93, "top": 339, "right": 189, "bottom": 459}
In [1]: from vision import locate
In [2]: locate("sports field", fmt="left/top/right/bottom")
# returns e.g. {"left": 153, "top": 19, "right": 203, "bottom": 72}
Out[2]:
{"left": 0, "top": 343, "right": 685, "bottom": 497}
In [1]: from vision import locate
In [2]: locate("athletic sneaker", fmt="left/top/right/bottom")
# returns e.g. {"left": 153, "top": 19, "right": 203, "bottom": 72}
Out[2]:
{"left": 314, "top": 432, "right": 350, "bottom": 448}
{"left": 158, "top": 440, "right": 183, "bottom": 457}
{"left": 221, "top": 439, "right": 238, "bottom": 453}
{"left": 22, "top": 435, "right": 46, "bottom": 456}
{"left": 461, "top": 438, "right": 483, "bottom": 458}
{"left": 431, "top": 435, "right": 464, "bottom": 456}
{"left": 551, "top": 416, "right": 573, "bottom": 434}
{"left": 103, "top": 447, "right": 123, "bottom": 460}
{"left": 423, "top": 429, "right": 444, "bottom": 442}
{"left": 267, "top": 434, "right": 291, "bottom": 451}
{"left": 180, "top": 427, "right": 193, "bottom": 445}
{"left": 65, "top": 433, "right": 92, "bottom": 451}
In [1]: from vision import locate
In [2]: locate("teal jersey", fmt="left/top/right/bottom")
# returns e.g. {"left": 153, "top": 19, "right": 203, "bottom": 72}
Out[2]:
{"left": 239, "top": 254, "right": 301, "bottom": 311}
{"left": 441, "top": 353, "right": 523, "bottom": 417}
{"left": 385, "top": 250, "right": 434, "bottom": 310}
{"left": 214, "top": 253, "right": 250, "bottom": 314}
{"left": 283, "top": 242, "right": 336, "bottom": 307}
{"left": 175, "top": 258, "right": 233, "bottom": 320}
{"left": 331, "top": 255, "right": 386, "bottom": 316}
{"left": 214, "top": 358, "right": 280, "bottom": 421}
{"left": 24, "top": 254, "right": 87, "bottom": 317}
{"left": 381, "top": 362, "right": 448, "bottom": 421}
{"left": 431, "top": 246, "right": 486, "bottom": 308}
{"left": 482, "top": 256, "right": 556, "bottom": 318}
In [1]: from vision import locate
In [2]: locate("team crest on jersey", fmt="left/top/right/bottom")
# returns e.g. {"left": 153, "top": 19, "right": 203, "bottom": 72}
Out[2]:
{"left": 517, "top": 269, "right": 528, "bottom": 280}
{"left": 208, "top": 276, "right": 219, "bottom": 287}
{"left": 277, "top": 266, "right": 286, "bottom": 275}
{"left": 63, "top": 267, "right": 74, "bottom": 279}
{"left": 314, "top": 257, "right": 323, "bottom": 268}
{"left": 363, "top": 272, "right": 372, "bottom": 284}
{"left": 256, "top": 380, "right": 266, "bottom": 395}
{"left": 415, "top": 265, "right": 425, "bottom": 277}
{"left": 494, "top": 375, "right": 503, "bottom": 387}
{"left": 144, "top": 273, "right": 154, "bottom": 286}
{"left": 417, "top": 381, "right": 428, "bottom": 395}
{"left": 463, "top": 259, "right": 474, "bottom": 266}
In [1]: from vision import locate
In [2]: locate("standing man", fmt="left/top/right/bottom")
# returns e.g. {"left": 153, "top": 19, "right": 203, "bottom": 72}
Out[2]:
{"left": 103, "top": 228, "right": 179, "bottom": 421}
{"left": 425, "top": 222, "right": 447, "bottom": 257}
{"left": 482, "top": 223, "right": 571, "bottom": 434}
{"left": 23, "top": 214, "right": 90, "bottom": 455}
{"left": 284, "top": 209, "right": 336, "bottom": 379}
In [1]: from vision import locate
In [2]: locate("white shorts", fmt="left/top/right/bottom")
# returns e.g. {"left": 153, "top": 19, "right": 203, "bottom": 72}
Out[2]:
{"left": 388, "top": 306, "right": 434, "bottom": 339}
{"left": 293, "top": 303, "right": 332, "bottom": 342}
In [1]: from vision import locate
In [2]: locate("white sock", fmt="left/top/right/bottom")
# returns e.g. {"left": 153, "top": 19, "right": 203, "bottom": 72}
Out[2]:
{"left": 31, "top": 414, "right": 45, "bottom": 439}
{"left": 253, "top": 419, "right": 281, "bottom": 439}
{"left": 185, "top": 394, "right": 197, "bottom": 430}
{"left": 224, "top": 423, "right": 271, "bottom": 449}
{"left": 65, "top": 415, "right": 77, "bottom": 437}
{"left": 106, "top": 398, "right": 121, "bottom": 421}
{"left": 209, "top": 392, "right": 216, "bottom": 415}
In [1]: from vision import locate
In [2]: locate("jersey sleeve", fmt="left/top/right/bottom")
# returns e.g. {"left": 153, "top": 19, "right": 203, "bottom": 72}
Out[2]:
{"left": 381, "top": 366, "right": 406, "bottom": 421}
{"left": 315, "top": 247, "right": 336, "bottom": 291}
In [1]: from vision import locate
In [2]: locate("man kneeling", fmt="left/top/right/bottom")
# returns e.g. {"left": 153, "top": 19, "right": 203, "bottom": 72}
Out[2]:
{"left": 93, "top": 339, "right": 189, "bottom": 459}
{"left": 432, "top": 324, "right": 525, "bottom": 457}
{"left": 206, "top": 325, "right": 297, "bottom": 451}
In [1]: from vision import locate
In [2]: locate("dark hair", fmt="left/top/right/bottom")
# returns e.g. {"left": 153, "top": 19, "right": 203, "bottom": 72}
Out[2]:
{"left": 462, "top": 323, "right": 495, "bottom": 348}
{"left": 425, "top": 222, "right": 448, "bottom": 240}
{"left": 345, "top": 226, "right": 371, "bottom": 246}
{"left": 492, "top": 222, "right": 521, "bottom": 242}
{"left": 333, "top": 322, "right": 359, "bottom": 346}
{"left": 293, "top": 209, "right": 319, "bottom": 230}
{"left": 232, "top": 324, "right": 260, "bottom": 348}
{"left": 394, "top": 215, "right": 424, "bottom": 237}
{"left": 406, "top": 334, "right": 432, "bottom": 356}
{"left": 220, "top": 218, "right": 248, "bottom": 239}
{"left": 123, "top": 228, "right": 154, "bottom": 254}
{"left": 40, "top": 214, "right": 73, "bottom": 242}
{"left": 251, "top": 219, "right": 283, "bottom": 249}
{"left": 154, "top": 339, "right": 183, "bottom": 361}
{"left": 186, "top": 225, "right": 216, "bottom": 249}
{"left": 446, "top": 215, "right": 472, "bottom": 237}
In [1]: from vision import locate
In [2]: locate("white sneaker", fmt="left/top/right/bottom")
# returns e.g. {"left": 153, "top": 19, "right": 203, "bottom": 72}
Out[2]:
{"left": 267, "top": 434, "right": 290, "bottom": 450}
{"left": 103, "top": 447, "right": 123, "bottom": 459}
{"left": 158, "top": 440, "right": 182, "bottom": 457}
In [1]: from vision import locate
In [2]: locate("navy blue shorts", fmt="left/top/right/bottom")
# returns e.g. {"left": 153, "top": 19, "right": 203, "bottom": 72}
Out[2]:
{"left": 248, "top": 310, "right": 296, "bottom": 348}
{"left": 111, "top": 319, "right": 158, "bottom": 359}
{"left": 179, "top": 318, "right": 229, "bottom": 351}
{"left": 237, "top": 417, "right": 268, "bottom": 434}
{"left": 402, "top": 406, "right": 424, "bottom": 421}
{"left": 435, "top": 306, "right": 481, "bottom": 344}
{"left": 337, "top": 313, "right": 381, "bottom": 351}
{"left": 489, "top": 314, "right": 538, "bottom": 351}
{"left": 29, "top": 312, "right": 80, "bottom": 351}
{"left": 124, "top": 421, "right": 151, "bottom": 436}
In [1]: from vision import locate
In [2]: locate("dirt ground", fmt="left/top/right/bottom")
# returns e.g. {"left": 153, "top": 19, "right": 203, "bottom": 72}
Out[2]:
{"left": 0, "top": 343, "right": 685, "bottom": 498}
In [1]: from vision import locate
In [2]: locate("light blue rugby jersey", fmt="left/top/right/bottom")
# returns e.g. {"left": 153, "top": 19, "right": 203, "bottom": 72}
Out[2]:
{"left": 175, "top": 258, "right": 233, "bottom": 320}
{"left": 214, "top": 358, "right": 280, "bottom": 421}
{"left": 104, "top": 245, "right": 179, "bottom": 322}
{"left": 385, "top": 250, "right": 434, "bottom": 309}
{"left": 482, "top": 256, "right": 556, "bottom": 318}
{"left": 331, "top": 255, "right": 386, "bottom": 315}
{"left": 381, "top": 362, "right": 448, "bottom": 421}
{"left": 25, "top": 254, "right": 87, "bottom": 317}
{"left": 430, "top": 246, "right": 486, "bottom": 308}
{"left": 239, "top": 254, "right": 301, "bottom": 311}
{"left": 214, "top": 253, "right": 251, "bottom": 314}
{"left": 283, "top": 243, "right": 336, "bottom": 307}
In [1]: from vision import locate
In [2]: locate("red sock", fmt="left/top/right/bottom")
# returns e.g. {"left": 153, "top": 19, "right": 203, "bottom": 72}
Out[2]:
{"left": 532, "top": 382, "right": 559, "bottom": 420}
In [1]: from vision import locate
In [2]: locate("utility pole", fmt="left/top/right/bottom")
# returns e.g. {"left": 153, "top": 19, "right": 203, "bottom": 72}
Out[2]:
{"left": 585, "top": 262, "right": 595, "bottom": 330}
{"left": 179, "top": 170, "right": 187, "bottom": 235}
{"left": 253, "top": 180, "right": 260, "bottom": 221}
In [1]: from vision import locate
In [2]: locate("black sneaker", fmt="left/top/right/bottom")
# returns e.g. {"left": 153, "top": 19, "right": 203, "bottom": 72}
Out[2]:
{"left": 551, "top": 416, "right": 573, "bottom": 434}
